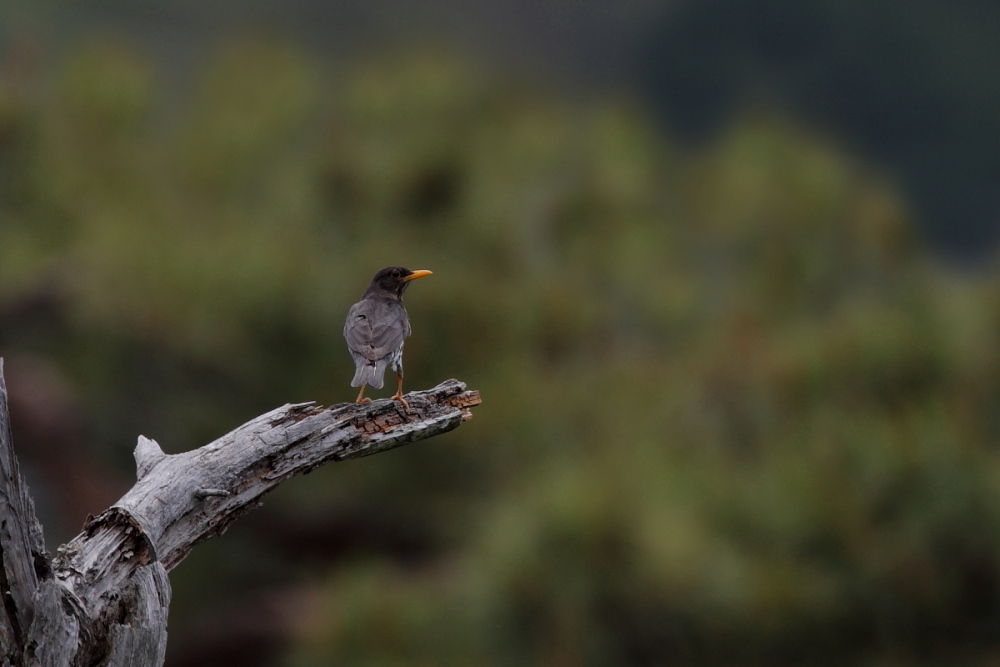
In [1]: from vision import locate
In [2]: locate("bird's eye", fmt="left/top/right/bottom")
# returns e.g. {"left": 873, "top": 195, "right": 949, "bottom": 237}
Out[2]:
{"left": 392, "top": 269, "right": 400, "bottom": 278}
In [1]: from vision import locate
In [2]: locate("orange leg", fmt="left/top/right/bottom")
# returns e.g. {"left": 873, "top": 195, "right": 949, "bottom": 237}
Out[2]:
{"left": 390, "top": 371, "right": 409, "bottom": 411}
{"left": 355, "top": 385, "right": 371, "bottom": 403}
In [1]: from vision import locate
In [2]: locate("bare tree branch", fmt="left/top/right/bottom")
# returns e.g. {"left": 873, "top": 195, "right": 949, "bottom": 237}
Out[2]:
{"left": 0, "top": 358, "right": 50, "bottom": 664}
{"left": 0, "top": 358, "right": 480, "bottom": 666}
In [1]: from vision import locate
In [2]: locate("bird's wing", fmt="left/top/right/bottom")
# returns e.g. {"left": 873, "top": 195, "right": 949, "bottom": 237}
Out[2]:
{"left": 343, "top": 298, "right": 410, "bottom": 362}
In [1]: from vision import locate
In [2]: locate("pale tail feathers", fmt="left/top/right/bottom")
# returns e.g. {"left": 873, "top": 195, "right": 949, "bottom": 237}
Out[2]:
{"left": 351, "top": 358, "right": 389, "bottom": 389}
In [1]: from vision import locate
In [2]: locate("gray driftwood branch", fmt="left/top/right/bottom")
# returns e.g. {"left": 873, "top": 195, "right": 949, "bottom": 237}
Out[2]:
{"left": 0, "top": 358, "right": 480, "bottom": 666}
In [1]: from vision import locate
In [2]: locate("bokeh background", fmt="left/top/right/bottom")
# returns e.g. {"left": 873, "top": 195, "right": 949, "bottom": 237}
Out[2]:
{"left": 2, "top": 1, "right": 1000, "bottom": 665}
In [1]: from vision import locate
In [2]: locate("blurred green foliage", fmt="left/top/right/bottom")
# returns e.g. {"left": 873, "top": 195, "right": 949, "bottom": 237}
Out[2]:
{"left": 641, "top": 0, "right": 1000, "bottom": 256}
{"left": 2, "top": 35, "right": 1000, "bottom": 666}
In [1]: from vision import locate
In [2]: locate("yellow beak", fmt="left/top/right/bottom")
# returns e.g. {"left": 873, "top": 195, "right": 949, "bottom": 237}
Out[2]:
{"left": 403, "top": 269, "right": 433, "bottom": 281}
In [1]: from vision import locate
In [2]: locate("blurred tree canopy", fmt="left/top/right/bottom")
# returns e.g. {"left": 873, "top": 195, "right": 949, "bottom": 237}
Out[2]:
{"left": 2, "top": 34, "right": 1000, "bottom": 667}
{"left": 641, "top": 0, "right": 1000, "bottom": 258}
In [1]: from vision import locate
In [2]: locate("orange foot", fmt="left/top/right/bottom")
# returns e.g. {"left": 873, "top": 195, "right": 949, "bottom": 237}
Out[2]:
{"left": 390, "top": 392, "right": 410, "bottom": 412}
{"left": 355, "top": 386, "right": 372, "bottom": 404}
{"left": 391, "top": 371, "right": 409, "bottom": 412}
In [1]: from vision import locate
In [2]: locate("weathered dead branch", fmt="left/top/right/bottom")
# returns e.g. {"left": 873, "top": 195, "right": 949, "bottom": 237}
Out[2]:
{"left": 0, "top": 358, "right": 479, "bottom": 666}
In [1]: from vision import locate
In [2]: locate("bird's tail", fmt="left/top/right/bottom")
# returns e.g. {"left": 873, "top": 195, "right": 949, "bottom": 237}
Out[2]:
{"left": 351, "top": 359, "right": 388, "bottom": 389}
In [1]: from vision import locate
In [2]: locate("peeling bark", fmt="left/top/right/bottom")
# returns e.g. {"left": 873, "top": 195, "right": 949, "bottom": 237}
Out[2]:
{"left": 0, "top": 358, "right": 480, "bottom": 666}
{"left": 0, "top": 359, "right": 50, "bottom": 665}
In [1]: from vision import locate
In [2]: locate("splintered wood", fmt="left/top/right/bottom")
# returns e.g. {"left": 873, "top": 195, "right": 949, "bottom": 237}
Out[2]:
{"left": 443, "top": 389, "right": 482, "bottom": 421}
{"left": 0, "top": 367, "right": 479, "bottom": 667}
{"left": 353, "top": 387, "right": 481, "bottom": 433}
{"left": 356, "top": 411, "right": 404, "bottom": 434}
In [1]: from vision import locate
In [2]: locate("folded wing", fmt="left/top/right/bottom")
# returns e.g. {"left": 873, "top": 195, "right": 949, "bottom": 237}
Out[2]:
{"left": 343, "top": 298, "right": 410, "bottom": 362}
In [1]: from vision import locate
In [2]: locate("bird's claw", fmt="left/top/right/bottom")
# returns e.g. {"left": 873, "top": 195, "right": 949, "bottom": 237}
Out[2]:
{"left": 356, "top": 397, "right": 372, "bottom": 404}
{"left": 391, "top": 394, "right": 410, "bottom": 413}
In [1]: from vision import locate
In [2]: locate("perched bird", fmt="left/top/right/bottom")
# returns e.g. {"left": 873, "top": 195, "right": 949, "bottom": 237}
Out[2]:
{"left": 344, "top": 266, "right": 432, "bottom": 410}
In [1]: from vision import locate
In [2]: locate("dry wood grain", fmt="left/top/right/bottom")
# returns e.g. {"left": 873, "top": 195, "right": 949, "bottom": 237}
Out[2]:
{"left": 0, "top": 362, "right": 480, "bottom": 666}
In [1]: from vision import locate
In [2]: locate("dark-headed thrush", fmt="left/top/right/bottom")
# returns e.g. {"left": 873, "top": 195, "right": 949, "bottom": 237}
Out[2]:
{"left": 343, "top": 266, "right": 432, "bottom": 410}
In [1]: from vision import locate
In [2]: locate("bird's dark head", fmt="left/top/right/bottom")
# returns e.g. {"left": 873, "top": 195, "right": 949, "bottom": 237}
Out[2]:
{"left": 364, "top": 266, "right": 433, "bottom": 298}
